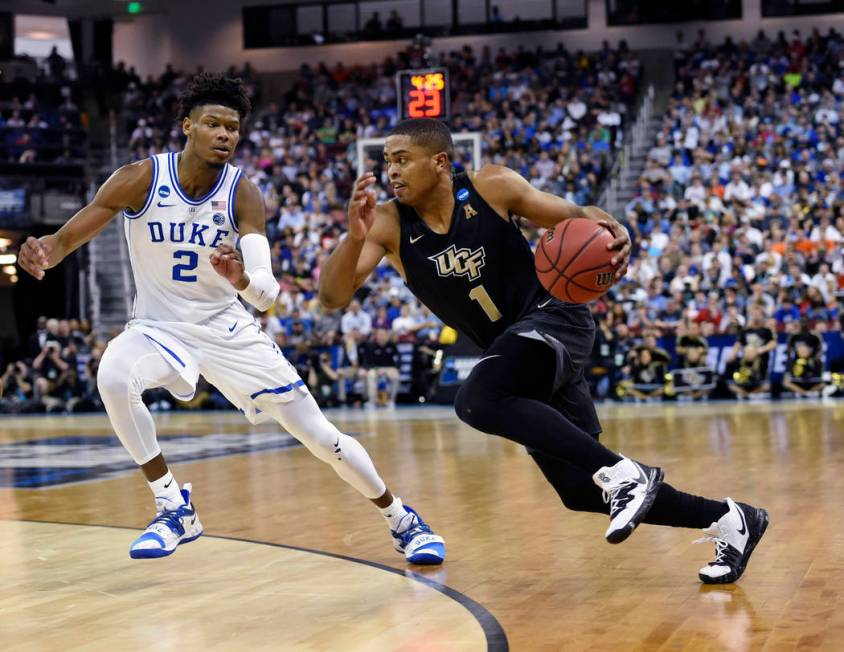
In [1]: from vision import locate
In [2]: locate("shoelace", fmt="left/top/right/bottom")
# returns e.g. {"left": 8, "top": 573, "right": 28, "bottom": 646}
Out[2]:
{"left": 146, "top": 508, "right": 187, "bottom": 537}
{"left": 693, "top": 524, "right": 728, "bottom": 564}
{"left": 602, "top": 481, "right": 635, "bottom": 516}
{"left": 395, "top": 515, "right": 432, "bottom": 546}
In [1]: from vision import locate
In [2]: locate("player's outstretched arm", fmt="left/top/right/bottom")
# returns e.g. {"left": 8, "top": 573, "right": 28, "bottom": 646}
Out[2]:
{"left": 473, "top": 164, "right": 631, "bottom": 280}
{"left": 18, "top": 160, "right": 152, "bottom": 280}
{"left": 319, "top": 172, "right": 389, "bottom": 310}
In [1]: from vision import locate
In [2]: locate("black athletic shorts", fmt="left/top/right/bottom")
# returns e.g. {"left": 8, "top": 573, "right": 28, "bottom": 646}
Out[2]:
{"left": 500, "top": 300, "right": 601, "bottom": 436}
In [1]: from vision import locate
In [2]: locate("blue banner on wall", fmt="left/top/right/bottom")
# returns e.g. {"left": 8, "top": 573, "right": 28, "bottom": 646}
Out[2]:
{"left": 656, "top": 332, "right": 844, "bottom": 382}
{"left": 435, "top": 332, "right": 844, "bottom": 390}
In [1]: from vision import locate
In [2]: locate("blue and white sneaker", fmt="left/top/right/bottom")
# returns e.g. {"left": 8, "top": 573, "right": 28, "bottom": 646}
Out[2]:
{"left": 391, "top": 505, "right": 445, "bottom": 565}
{"left": 129, "top": 483, "right": 204, "bottom": 559}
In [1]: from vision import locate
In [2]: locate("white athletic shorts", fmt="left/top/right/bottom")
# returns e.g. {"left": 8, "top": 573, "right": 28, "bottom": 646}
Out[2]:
{"left": 122, "top": 301, "right": 307, "bottom": 424}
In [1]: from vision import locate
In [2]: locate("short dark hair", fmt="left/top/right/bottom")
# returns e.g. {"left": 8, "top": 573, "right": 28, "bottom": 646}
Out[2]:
{"left": 389, "top": 118, "right": 454, "bottom": 160}
{"left": 178, "top": 73, "right": 251, "bottom": 121}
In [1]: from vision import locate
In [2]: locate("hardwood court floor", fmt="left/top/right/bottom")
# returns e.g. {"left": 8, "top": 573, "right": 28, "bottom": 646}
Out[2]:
{"left": 1, "top": 400, "right": 843, "bottom": 651}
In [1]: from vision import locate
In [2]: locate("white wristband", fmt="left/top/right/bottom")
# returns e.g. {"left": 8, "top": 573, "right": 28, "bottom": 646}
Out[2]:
{"left": 237, "top": 234, "right": 279, "bottom": 311}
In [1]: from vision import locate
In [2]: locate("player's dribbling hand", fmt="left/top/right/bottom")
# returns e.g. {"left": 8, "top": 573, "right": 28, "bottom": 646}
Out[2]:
{"left": 18, "top": 235, "right": 56, "bottom": 280}
{"left": 347, "top": 172, "right": 377, "bottom": 242}
{"left": 597, "top": 218, "right": 631, "bottom": 281}
{"left": 210, "top": 244, "right": 246, "bottom": 288}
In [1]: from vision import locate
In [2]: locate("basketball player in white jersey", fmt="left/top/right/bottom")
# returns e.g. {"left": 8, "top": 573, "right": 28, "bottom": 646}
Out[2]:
{"left": 18, "top": 74, "right": 444, "bottom": 564}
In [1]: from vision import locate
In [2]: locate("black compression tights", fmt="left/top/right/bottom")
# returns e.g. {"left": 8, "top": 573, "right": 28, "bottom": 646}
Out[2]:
{"left": 453, "top": 333, "right": 727, "bottom": 529}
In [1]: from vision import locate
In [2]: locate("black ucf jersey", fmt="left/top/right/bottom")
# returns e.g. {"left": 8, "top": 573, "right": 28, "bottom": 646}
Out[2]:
{"left": 395, "top": 172, "right": 557, "bottom": 349}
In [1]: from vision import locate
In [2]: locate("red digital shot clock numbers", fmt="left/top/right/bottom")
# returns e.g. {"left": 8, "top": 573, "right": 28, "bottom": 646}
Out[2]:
{"left": 396, "top": 68, "right": 451, "bottom": 122}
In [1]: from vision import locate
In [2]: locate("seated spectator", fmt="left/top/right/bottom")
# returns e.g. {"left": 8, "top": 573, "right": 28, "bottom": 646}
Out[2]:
{"left": 336, "top": 332, "right": 366, "bottom": 406}
{"left": 0, "top": 361, "right": 35, "bottom": 413}
{"left": 587, "top": 312, "right": 616, "bottom": 400}
{"left": 372, "top": 305, "right": 392, "bottom": 331}
{"left": 27, "top": 316, "right": 50, "bottom": 358}
{"left": 783, "top": 319, "right": 826, "bottom": 397}
{"left": 673, "top": 320, "right": 714, "bottom": 400}
{"left": 386, "top": 10, "right": 403, "bottom": 31}
{"left": 620, "top": 334, "right": 672, "bottom": 401}
{"left": 341, "top": 299, "right": 372, "bottom": 338}
{"left": 774, "top": 293, "right": 801, "bottom": 331}
{"left": 359, "top": 328, "right": 400, "bottom": 408}
{"left": 364, "top": 12, "right": 383, "bottom": 35}
{"left": 32, "top": 340, "right": 70, "bottom": 391}
{"left": 725, "top": 308, "right": 776, "bottom": 399}
{"left": 307, "top": 350, "right": 341, "bottom": 408}
{"left": 727, "top": 346, "right": 770, "bottom": 400}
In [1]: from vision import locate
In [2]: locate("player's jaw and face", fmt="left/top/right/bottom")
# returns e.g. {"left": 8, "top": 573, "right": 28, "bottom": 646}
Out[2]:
{"left": 182, "top": 104, "right": 241, "bottom": 168}
{"left": 384, "top": 135, "right": 449, "bottom": 206}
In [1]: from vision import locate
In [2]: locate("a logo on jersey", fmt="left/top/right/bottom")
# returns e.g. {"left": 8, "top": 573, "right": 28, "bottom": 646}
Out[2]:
{"left": 463, "top": 203, "right": 478, "bottom": 219}
{"left": 596, "top": 271, "right": 614, "bottom": 287}
{"left": 456, "top": 188, "right": 470, "bottom": 202}
{"left": 148, "top": 221, "right": 229, "bottom": 248}
{"left": 213, "top": 212, "right": 225, "bottom": 226}
{"left": 158, "top": 185, "right": 171, "bottom": 198}
{"left": 429, "top": 245, "right": 486, "bottom": 281}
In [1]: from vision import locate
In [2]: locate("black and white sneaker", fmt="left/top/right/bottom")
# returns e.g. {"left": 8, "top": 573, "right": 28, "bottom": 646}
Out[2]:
{"left": 592, "top": 457, "right": 664, "bottom": 544}
{"left": 696, "top": 497, "right": 769, "bottom": 584}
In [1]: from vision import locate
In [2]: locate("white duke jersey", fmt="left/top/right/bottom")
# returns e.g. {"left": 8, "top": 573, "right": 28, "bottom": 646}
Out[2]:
{"left": 123, "top": 152, "right": 245, "bottom": 323}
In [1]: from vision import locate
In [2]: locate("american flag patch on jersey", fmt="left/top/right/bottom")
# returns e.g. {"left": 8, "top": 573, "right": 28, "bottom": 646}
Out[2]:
{"left": 211, "top": 200, "right": 227, "bottom": 210}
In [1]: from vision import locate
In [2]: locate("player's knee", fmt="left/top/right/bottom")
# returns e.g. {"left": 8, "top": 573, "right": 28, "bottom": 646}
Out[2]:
{"left": 454, "top": 379, "right": 497, "bottom": 430}
{"left": 97, "top": 357, "right": 143, "bottom": 405}
{"left": 276, "top": 409, "right": 340, "bottom": 463}
{"left": 96, "top": 360, "right": 128, "bottom": 399}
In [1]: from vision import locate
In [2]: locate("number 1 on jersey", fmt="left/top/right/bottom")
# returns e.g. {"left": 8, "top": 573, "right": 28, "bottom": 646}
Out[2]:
{"left": 469, "top": 285, "right": 502, "bottom": 322}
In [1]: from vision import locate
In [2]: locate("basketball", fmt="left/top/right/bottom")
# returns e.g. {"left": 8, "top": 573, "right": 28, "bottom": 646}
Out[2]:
{"left": 534, "top": 218, "right": 617, "bottom": 303}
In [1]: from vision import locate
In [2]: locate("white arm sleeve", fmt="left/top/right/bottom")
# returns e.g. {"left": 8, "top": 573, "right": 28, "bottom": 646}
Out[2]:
{"left": 238, "top": 233, "right": 279, "bottom": 312}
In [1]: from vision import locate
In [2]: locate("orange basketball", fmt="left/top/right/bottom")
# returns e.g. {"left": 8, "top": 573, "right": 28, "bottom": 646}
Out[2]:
{"left": 534, "top": 218, "right": 617, "bottom": 303}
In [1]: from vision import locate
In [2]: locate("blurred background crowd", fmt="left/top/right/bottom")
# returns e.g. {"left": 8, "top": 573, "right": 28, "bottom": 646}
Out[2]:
{"left": 2, "top": 29, "right": 844, "bottom": 415}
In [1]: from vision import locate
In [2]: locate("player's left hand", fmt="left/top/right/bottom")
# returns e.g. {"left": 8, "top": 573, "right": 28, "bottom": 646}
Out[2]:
{"left": 210, "top": 244, "right": 247, "bottom": 289}
{"left": 597, "top": 218, "right": 631, "bottom": 281}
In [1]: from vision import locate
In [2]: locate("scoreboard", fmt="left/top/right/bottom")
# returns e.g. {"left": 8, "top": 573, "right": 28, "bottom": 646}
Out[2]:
{"left": 395, "top": 68, "right": 451, "bottom": 122}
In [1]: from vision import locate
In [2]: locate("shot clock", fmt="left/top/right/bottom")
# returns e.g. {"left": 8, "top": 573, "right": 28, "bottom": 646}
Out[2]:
{"left": 395, "top": 68, "right": 451, "bottom": 122}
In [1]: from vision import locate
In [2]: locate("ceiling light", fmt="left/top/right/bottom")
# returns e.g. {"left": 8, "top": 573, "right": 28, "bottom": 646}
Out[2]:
{"left": 0, "top": 254, "right": 15, "bottom": 265}
{"left": 2, "top": 265, "right": 16, "bottom": 275}
{"left": 10, "top": 275, "right": 18, "bottom": 284}
{"left": 0, "top": 238, "right": 12, "bottom": 249}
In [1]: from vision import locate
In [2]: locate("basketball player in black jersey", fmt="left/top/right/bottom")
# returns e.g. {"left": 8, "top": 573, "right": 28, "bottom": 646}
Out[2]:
{"left": 320, "top": 118, "right": 768, "bottom": 584}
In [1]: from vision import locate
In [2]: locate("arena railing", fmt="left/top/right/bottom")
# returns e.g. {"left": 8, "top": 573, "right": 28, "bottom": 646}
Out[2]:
{"left": 599, "top": 84, "right": 654, "bottom": 217}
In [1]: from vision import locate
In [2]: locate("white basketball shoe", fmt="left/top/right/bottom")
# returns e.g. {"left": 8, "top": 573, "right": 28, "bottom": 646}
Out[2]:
{"left": 129, "top": 483, "right": 204, "bottom": 559}
{"left": 696, "top": 497, "right": 769, "bottom": 584}
{"left": 592, "top": 456, "right": 664, "bottom": 544}
{"left": 390, "top": 506, "right": 446, "bottom": 565}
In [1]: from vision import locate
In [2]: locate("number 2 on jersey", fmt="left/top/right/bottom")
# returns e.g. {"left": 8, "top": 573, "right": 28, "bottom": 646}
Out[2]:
{"left": 469, "top": 284, "right": 502, "bottom": 322}
{"left": 172, "top": 250, "right": 198, "bottom": 282}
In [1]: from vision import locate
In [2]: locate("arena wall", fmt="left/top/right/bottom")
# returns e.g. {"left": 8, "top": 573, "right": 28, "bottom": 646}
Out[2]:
{"left": 113, "top": 0, "right": 844, "bottom": 76}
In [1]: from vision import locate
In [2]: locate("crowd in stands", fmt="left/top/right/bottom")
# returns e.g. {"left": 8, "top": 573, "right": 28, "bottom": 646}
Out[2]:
{"left": 596, "top": 27, "right": 844, "bottom": 401}
{"left": 1, "top": 317, "right": 102, "bottom": 414}
{"left": 0, "top": 47, "right": 85, "bottom": 163}
{"left": 4, "top": 31, "right": 844, "bottom": 413}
